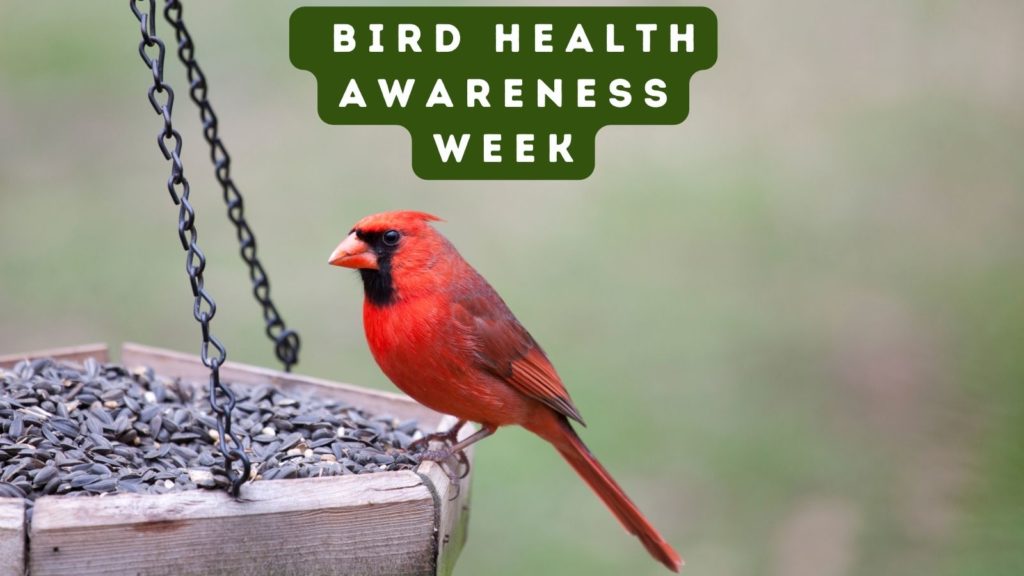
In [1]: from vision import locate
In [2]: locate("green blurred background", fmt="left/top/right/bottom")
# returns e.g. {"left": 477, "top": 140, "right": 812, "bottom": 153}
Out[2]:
{"left": 1, "top": 2, "right": 1022, "bottom": 575}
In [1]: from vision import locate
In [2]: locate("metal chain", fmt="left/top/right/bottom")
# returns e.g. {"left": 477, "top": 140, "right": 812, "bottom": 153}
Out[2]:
{"left": 129, "top": 0, "right": 250, "bottom": 496}
{"left": 162, "top": 0, "right": 301, "bottom": 372}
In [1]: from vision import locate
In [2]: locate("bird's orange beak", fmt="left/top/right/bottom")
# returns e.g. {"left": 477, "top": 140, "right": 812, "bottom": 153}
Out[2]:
{"left": 328, "top": 233, "right": 378, "bottom": 270}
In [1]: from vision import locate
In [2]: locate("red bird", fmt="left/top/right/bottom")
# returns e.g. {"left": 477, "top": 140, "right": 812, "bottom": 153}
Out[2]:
{"left": 329, "top": 210, "right": 682, "bottom": 572}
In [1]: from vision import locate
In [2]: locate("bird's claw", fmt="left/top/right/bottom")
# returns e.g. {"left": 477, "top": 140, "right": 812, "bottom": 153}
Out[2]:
{"left": 455, "top": 450, "right": 471, "bottom": 479}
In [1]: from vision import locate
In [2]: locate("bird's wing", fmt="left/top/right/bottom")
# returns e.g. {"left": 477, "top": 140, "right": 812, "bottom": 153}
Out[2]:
{"left": 452, "top": 288, "right": 586, "bottom": 425}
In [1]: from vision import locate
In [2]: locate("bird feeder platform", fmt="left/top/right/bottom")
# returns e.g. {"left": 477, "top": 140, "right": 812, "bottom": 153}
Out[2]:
{"left": 0, "top": 343, "right": 473, "bottom": 576}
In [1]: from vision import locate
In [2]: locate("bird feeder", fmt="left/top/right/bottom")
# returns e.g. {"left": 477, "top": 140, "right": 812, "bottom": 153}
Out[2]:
{"left": 0, "top": 1, "right": 474, "bottom": 574}
{"left": 0, "top": 343, "right": 473, "bottom": 576}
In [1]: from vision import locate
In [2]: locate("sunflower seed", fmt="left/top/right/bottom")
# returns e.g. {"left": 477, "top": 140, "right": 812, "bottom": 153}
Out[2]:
{"left": 8, "top": 414, "right": 23, "bottom": 438}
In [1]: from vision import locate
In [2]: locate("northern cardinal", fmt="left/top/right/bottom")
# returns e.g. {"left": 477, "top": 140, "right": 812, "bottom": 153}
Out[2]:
{"left": 329, "top": 210, "right": 682, "bottom": 572}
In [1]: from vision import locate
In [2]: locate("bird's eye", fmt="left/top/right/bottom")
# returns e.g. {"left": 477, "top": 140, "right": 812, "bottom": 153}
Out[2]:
{"left": 382, "top": 229, "right": 401, "bottom": 246}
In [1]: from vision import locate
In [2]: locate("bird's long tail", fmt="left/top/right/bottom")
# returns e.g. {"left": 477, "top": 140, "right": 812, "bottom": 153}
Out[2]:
{"left": 526, "top": 411, "right": 684, "bottom": 572}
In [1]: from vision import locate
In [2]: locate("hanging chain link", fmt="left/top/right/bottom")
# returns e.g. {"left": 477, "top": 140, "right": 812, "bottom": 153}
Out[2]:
{"left": 129, "top": 0, "right": 249, "bottom": 496}
{"left": 162, "top": 0, "right": 301, "bottom": 372}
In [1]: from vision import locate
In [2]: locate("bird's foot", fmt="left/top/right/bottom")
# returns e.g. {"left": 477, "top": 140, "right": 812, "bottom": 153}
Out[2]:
{"left": 418, "top": 447, "right": 471, "bottom": 500}
{"left": 408, "top": 420, "right": 465, "bottom": 452}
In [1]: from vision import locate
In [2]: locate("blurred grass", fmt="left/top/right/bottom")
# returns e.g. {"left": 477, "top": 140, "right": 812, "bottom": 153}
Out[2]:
{"left": 1, "top": 2, "right": 1023, "bottom": 575}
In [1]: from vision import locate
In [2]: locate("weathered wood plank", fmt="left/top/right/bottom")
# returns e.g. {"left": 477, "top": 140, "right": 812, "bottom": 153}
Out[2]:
{"left": 121, "top": 342, "right": 444, "bottom": 429}
{"left": 0, "top": 342, "right": 108, "bottom": 369}
{"left": 31, "top": 473, "right": 437, "bottom": 576}
{"left": 0, "top": 498, "right": 24, "bottom": 576}
{"left": 418, "top": 416, "right": 475, "bottom": 576}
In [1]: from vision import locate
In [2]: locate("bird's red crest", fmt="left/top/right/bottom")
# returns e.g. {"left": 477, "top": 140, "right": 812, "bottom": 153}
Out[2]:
{"left": 351, "top": 210, "right": 442, "bottom": 234}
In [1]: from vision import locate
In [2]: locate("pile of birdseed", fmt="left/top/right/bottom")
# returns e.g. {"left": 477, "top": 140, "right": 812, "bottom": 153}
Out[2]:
{"left": 0, "top": 356, "right": 429, "bottom": 517}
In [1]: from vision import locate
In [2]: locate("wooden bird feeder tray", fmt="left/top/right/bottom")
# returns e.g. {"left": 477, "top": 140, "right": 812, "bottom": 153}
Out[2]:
{"left": 0, "top": 343, "right": 473, "bottom": 576}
